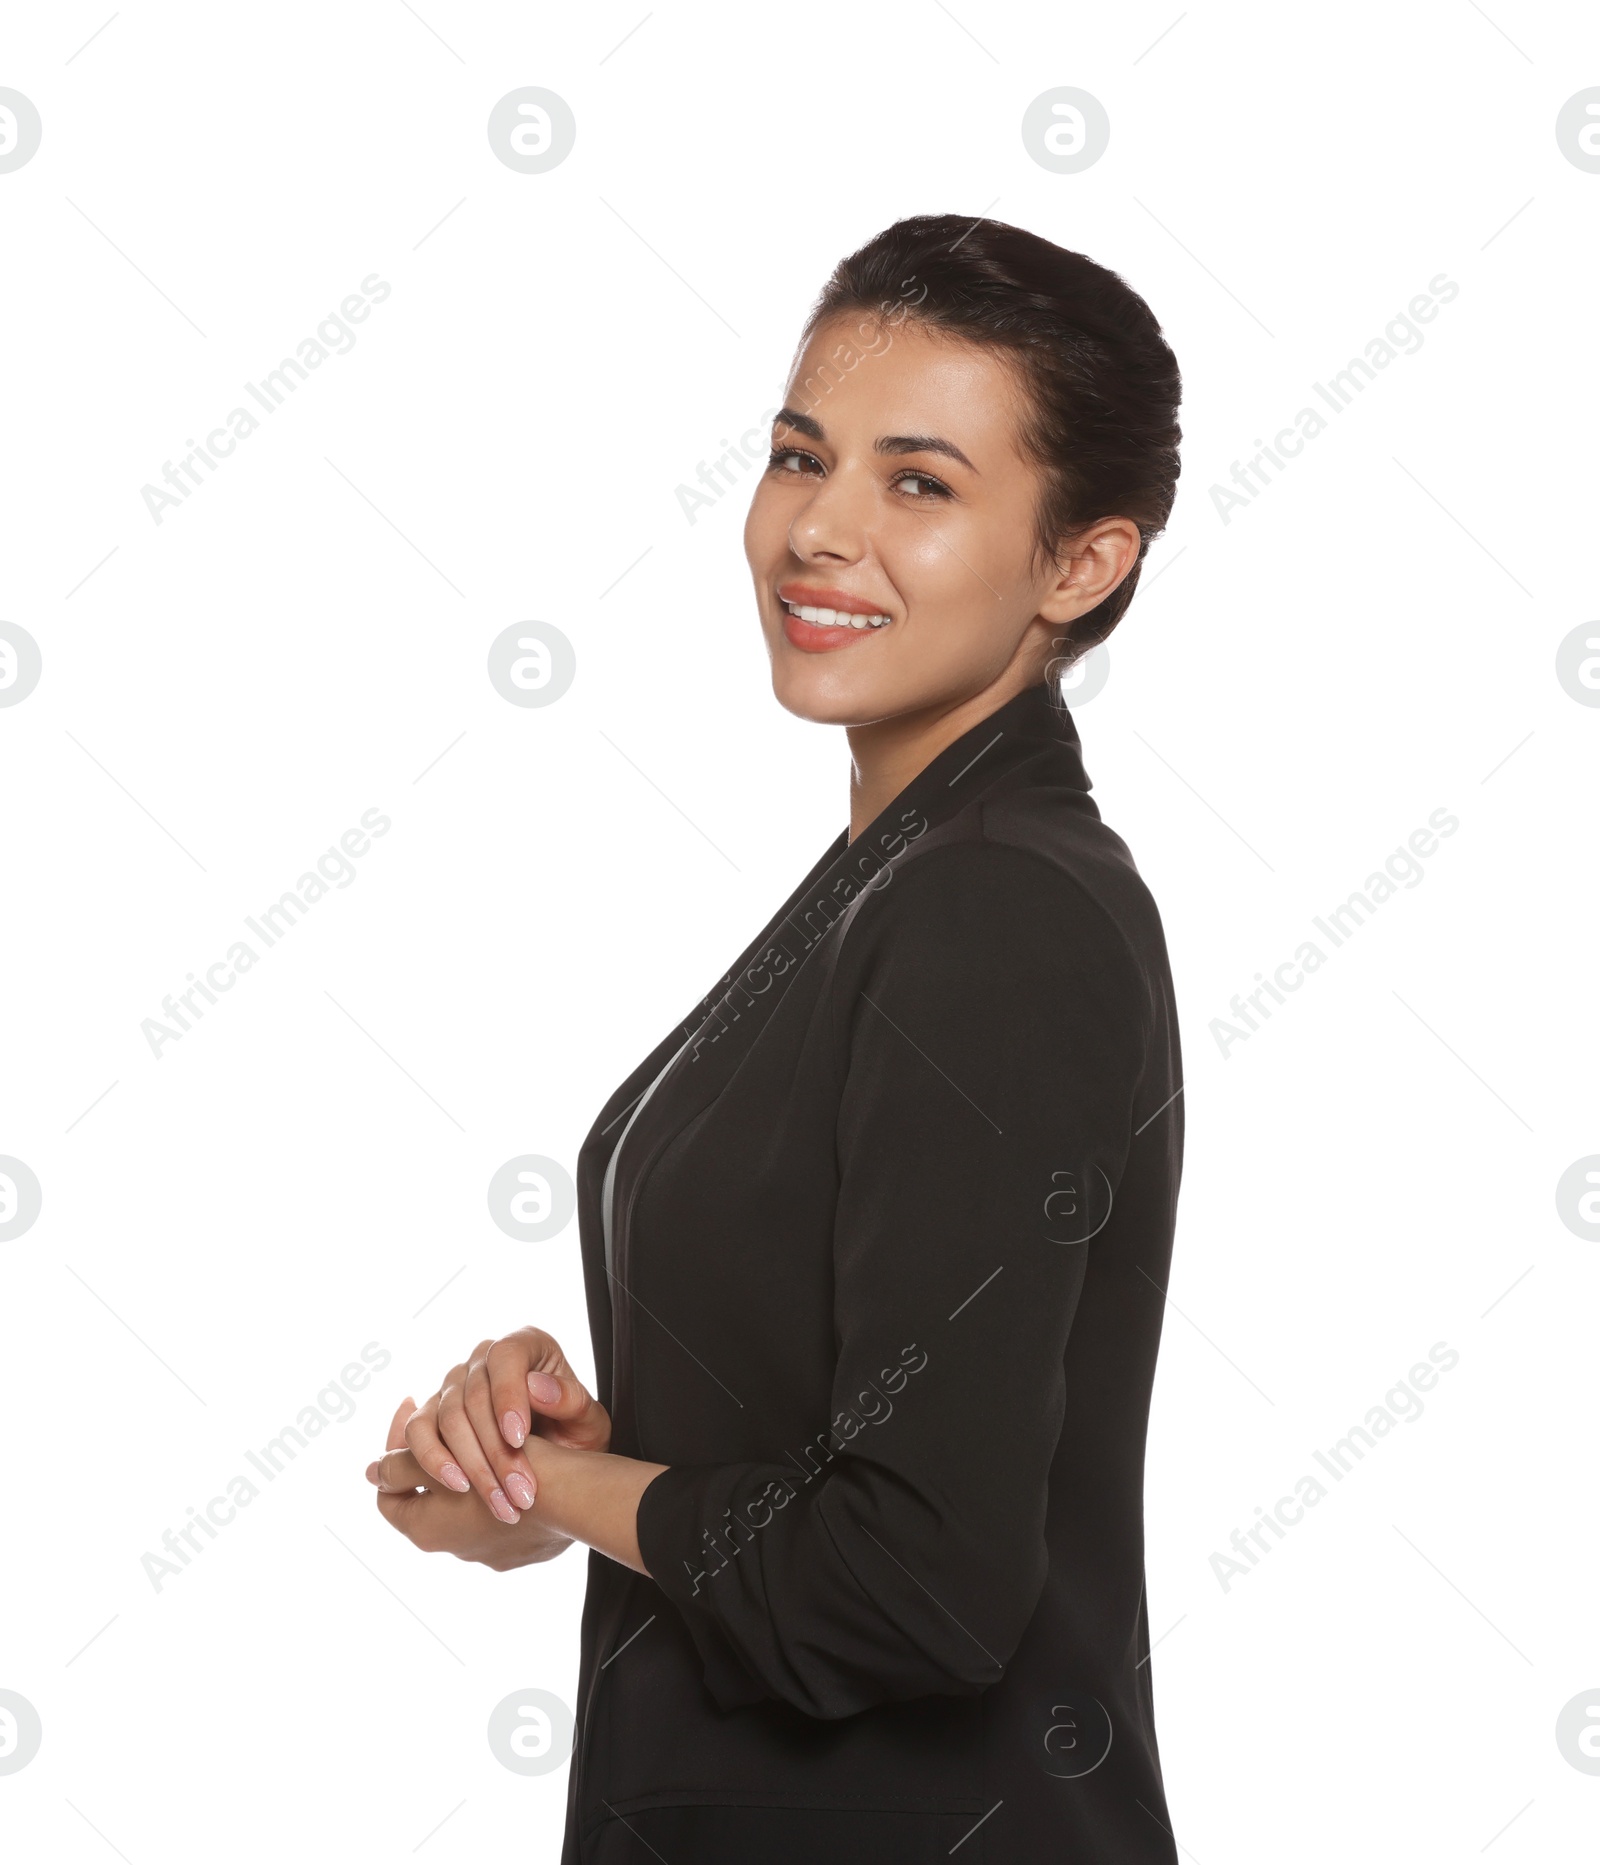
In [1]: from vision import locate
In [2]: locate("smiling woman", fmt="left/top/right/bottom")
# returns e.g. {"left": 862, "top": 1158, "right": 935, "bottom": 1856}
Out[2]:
{"left": 745, "top": 217, "right": 1181, "bottom": 836}
{"left": 368, "top": 213, "right": 1187, "bottom": 1864}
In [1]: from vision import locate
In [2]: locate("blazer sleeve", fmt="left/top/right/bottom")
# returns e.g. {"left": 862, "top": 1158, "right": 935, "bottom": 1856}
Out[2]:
{"left": 633, "top": 838, "right": 1151, "bottom": 1720}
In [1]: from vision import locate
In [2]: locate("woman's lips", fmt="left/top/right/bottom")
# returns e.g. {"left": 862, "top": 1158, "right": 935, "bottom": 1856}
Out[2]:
{"left": 776, "top": 592, "right": 893, "bottom": 654}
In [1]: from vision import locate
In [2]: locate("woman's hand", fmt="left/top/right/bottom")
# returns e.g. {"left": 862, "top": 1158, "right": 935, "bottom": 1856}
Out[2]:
{"left": 367, "top": 1398, "right": 576, "bottom": 1571}
{"left": 368, "top": 1394, "right": 667, "bottom": 1577}
{"left": 395, "top": 1326, "right": 611, "bottom": 1525}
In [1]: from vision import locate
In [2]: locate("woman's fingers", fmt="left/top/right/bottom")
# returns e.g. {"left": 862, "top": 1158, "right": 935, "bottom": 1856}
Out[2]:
{"left": 367, "top": 1443, "right": 432, "bottom": 1532}
{"left": 487, "top": 1326, "right": 564, "bottom": 1449}
{"left": 400, "top": 1379, "right": 481, "bottom": 1502}
{"left": 384, "top": 1396, "right": 416, "bottom": 1452}
{"left": 485, "top": 1326, "right": 611, "bottom": 1453}
{"left": 430, "top": 1360, "right": 526, "bottom": 1525}
{"left": 463, "top": 1346, "right": 542, "bottom": 1513}
{"left": 376, "top": 1327, "right": 602, "bottom": 1532}
{"left": 525, "top": 1362, "right": 611, "bottom": 1451}
{"left": 367, "top": 1443, "right": 429, "bottom": 1492}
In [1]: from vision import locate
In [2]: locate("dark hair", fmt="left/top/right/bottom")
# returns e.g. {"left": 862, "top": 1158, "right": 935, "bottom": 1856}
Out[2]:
{"left": 800, "top": 214, "right": 1182, "bottom": 678}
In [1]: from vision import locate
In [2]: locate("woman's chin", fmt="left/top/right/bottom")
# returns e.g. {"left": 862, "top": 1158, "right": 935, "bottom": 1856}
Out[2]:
{"left": 768, "top": 660, "right": 903, "bottom": 727}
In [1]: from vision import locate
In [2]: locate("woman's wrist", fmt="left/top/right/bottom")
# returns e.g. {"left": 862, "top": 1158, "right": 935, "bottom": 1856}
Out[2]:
{"left": 522, "top": 1436, "right": 669, "bottom": 1576}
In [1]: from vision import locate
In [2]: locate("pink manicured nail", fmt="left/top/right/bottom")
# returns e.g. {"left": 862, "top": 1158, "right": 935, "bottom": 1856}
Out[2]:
{"left": 529, "top": 1372, "right": 561, "bottom": 1405}
{"left": 489, "top": 1487, "right": 519, "bottom": 1524}
{"left": 439, "top": 1462, "right": 472, "bottom": 1493}
{"left": 501, "top": 1410, "right": 526, "bottom": 1447}
{"left": 505, "top": 1471, "right": 536, "bottom": 1509}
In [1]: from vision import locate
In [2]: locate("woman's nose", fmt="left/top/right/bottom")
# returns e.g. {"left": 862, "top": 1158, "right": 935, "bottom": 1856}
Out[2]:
{"left": 786, "top": 460, "right": 874, "bottom": 564}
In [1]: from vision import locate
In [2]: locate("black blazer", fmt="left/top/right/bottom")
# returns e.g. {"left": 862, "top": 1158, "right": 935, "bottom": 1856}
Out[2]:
{"left": 560, "top": 679, "right": 1185, "bottom": 1864}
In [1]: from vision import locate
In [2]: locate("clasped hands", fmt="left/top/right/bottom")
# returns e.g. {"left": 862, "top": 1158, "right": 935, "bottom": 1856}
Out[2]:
{"left": 364, "top": 1325, "right": 664, "bottom": 1576}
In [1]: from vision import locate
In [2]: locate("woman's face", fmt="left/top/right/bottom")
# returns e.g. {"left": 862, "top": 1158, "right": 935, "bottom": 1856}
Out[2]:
{"left": 744, "top": 312, "right": 1132, "bottom": 726}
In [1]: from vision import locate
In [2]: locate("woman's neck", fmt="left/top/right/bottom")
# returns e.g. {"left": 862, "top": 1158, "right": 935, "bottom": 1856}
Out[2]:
{"left": 844, "top": 668, "right": 1044, "bottom": 844}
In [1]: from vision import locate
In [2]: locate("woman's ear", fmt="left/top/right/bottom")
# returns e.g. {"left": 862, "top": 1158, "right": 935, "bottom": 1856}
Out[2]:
{"left": 1036, "top": 516, "right": 1143, "bottom": 624}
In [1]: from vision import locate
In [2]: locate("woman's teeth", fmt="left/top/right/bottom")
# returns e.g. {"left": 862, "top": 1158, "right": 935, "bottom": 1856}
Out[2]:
{"left": 783, "top": 600, "right": 891, "bottom": 629}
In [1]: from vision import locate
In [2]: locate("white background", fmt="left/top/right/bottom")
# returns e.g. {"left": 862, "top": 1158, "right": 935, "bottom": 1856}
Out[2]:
{"left": 2, "top": 2, "right": 1597, "bottom": 1859}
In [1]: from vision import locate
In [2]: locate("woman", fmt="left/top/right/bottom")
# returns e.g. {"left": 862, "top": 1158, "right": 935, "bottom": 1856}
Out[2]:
{"left": 369, "top": 213, "right": 1186, "bottom": 1863}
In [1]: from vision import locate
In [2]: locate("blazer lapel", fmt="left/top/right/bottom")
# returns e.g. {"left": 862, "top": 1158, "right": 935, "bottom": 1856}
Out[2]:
{"left": 580, "top": 682, "right": 1092, "bottom": 1434}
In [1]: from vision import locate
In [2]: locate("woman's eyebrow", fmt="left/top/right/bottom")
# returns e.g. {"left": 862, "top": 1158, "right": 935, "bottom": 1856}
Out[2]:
{"left": 771, "top": 408, "right": 977, "bottom": 473}
{"left": 773, "top": 406, "right": 825, "bottom": 440}
{"left": 875, "top": 433, "right": 976, "bottom": 471}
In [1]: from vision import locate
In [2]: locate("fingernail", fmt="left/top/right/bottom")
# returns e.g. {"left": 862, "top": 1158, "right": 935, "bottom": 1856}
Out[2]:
{"left": 365, "top": 1463, "right": 380, "bottom": 1485}
{"left": 529, "top": 1372, "right": 561, "bottom": 1405}
{"left": 489, "top": 1487, "right": 519, "bottom": 1524}
{"left": 501, "top": 1409, "right": 526, "bottom": 1447}
{"left": 505, "top": 1471, "right": 536, "bottom": 1509}
{"left": 439, "top": 1462, "right": 472, "bottom": 1493}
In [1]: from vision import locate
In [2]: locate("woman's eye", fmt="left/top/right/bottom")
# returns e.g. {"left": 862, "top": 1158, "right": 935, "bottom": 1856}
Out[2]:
{"left": 768, "top": 447, "right": 823, "bottom": 476}
{"left": 892, "top": 470, "right": 951, "bottom": 500}
{"left": 764, "top": 451, "right": 951, "bottom": 500}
